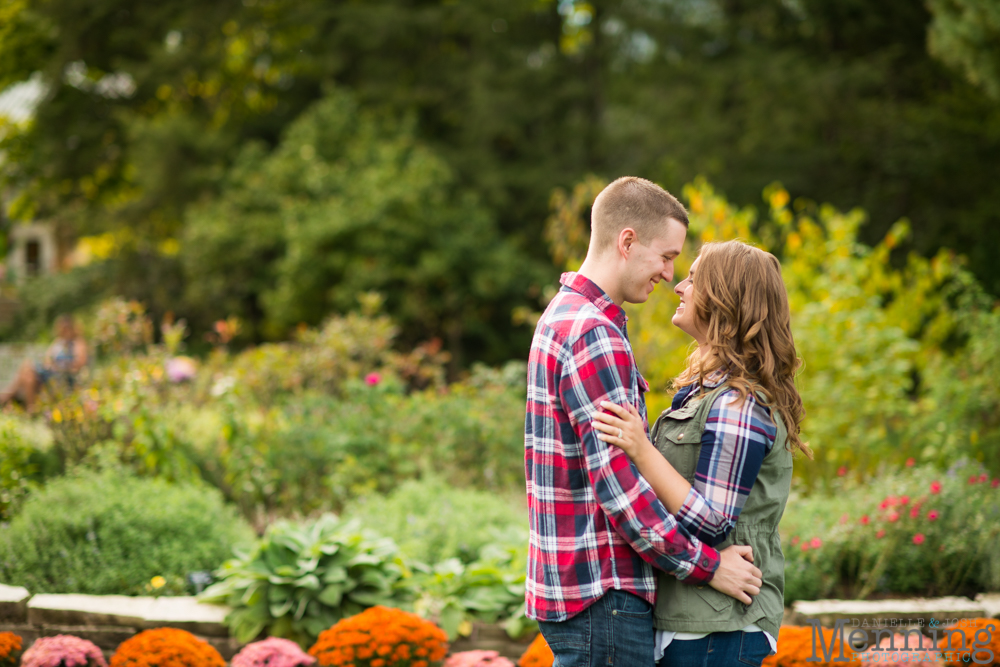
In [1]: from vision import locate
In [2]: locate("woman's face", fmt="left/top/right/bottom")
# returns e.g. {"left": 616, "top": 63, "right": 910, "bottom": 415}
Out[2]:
{"left": 671, "top": 257, "right": 708, "bottom": 345}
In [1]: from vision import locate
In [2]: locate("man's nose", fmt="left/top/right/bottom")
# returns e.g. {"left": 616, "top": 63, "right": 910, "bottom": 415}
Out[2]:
{"left": 662, "top": 264, "right": 674, "bottom": 284}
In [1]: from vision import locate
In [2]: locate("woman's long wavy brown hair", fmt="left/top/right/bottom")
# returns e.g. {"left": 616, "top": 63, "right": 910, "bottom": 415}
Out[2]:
{"left": 674, "top": 240, "right": 811, "bottom": 457}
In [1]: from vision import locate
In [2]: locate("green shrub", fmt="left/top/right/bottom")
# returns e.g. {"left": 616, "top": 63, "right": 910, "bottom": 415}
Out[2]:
{"left": 199, "top": 513, "right": 413, "bottom": 646}
{"left": 0, "top": 470, "right": 253, "bottom": 595}
{"left": 344, "top": 477, "right": 527, "bottom": 565}
{"left": 780, "top": 461, "right": 1000, "bottom": 604}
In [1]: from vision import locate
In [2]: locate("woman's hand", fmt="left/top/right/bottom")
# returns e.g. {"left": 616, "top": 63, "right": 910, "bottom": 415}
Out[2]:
{"left": 592, "top": 401, "right": 654, "bottom": 461}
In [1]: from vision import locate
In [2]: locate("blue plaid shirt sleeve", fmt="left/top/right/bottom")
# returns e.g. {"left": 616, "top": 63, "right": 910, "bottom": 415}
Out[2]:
{"left": 674, "top": 389, "right": 778, "bottom": 547}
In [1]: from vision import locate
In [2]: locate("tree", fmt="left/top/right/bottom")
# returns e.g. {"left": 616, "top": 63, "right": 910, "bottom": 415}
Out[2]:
{"left": 928, "top": 0, "right": 1000, "bottom": 99}
{"left": 183, "top": 88, "right": 538, "bottom": 365}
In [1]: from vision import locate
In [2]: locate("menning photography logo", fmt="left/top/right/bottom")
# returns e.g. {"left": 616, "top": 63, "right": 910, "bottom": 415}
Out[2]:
{"left": 806, "top": 618, "right": 998, "bottom": 664}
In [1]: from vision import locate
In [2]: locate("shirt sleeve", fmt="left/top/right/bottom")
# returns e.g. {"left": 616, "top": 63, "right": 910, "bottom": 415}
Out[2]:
{"left": 674, "top": 389, "right": 778, "bottom": 547}
{"left": 557, "top": 324, "right": 720, "bottom": 583}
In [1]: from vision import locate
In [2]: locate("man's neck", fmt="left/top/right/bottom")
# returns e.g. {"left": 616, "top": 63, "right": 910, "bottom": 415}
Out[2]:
{"left": 576, "top": 258, "right": 623, "bottom": 306}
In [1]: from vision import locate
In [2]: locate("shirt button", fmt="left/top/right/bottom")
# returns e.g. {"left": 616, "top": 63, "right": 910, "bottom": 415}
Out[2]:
{"left": 678, "top": 433, "right": 684, "bottom": 438}
{"left": 612, "top": 610, "right": 618, "bottom": 616}
{"left": 702, "top": 558, "right": 711, "bottom": 567}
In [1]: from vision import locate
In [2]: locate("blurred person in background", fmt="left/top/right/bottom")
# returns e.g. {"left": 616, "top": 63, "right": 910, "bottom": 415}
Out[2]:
{"left": 1, "top": 314, "right": 88, "bottom": 410}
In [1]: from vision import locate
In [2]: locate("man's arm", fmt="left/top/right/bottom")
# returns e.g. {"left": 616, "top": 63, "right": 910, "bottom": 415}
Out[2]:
{"left": 557, "top": 324, "right": 719, "bottom": 583}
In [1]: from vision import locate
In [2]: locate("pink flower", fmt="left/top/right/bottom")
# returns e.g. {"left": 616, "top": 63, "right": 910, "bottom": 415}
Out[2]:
{"left": 879, "top": 498, "right": 890, "bottom": 510}
{"left": 810, "top": 537, "right": 822, "bottom": 549}
{"left": 876, "top": 529, "right": 886, "bottom": 538}
{"left": 165, "top": 356, "right": 197, "bottom": 383}
{"left": 913, "top": 533, "right": 926, "bottom": 545}
{"left": 927, "top": 510, "right": 939, "bottom": 521}
{"left": 905, "top": 457, "right": 916, "bottom": 467}
{"left": 993, "top": 479, "right": 999, "bottom": 489}
{"left": 839, "top": 513, "right": 849, "bottom": 525}
{"left": 800, "top": 543, "right": 810, "bottom": 552}
{"left": 979, "top": 473, "right": 989, "bottom": 483}
{"left": 837, "top": 466, "right": 847, "bottom": 477}
{"left": 900, "top": 495, "right": 910, "bottom": 506}
{"left": 231, "top": 638, "right": 316, "bottom": 667}
{"left": 364, "top": 372, "right": 382, "bottom": 386}
{"left": 444, "top": 651, "right": 516, "bottom": 667}
{"left": 790, "top": 536, "right": 800, "bottom": 546}
{"left": 930, "top": 481, "right": 942, "bottom": 494}
{"left": 969, "top": 475, "right": 978, "bottom": 485}
{"left": 910, "top": 507, "right": 920, "bottom": 519}
{"left": 21, "top": 635, "right": 107, "bottom": 667}
{"left": 860, "top": 515, "right": 870, "bottom": 525}
{"left": 888, "top": 511, "right": 900, "bottom": 523}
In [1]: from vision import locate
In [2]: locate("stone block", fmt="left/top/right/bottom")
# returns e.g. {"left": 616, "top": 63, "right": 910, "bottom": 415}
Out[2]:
{"left": 27, "top": 595, "right": 231, "bottom": 636}
{"left": 0, "top": 584, "right": 30, "bottom": 622}
{"left": 28, "top": 595, "right": 146, "bottom": 627}
{"left": 0, "top": 623, "right": 40, "bottom": 648}
{"left": 975, "top": 593, "right": 1000, "bottom": 620}
{"left": 792, "top": 597, "right": 986, "bottom": 628}
{"left": 140, "top": 597, "right": 230, "bottom": 636}
{"left": 449, "top": 623, "right": 536, "bottom": 660}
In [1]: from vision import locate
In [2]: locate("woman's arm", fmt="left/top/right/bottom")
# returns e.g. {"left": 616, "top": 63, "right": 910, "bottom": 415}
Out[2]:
{"left": 594, "top": 390, "right": 776, "bottom": 546}
{"left": 592, "top": 402, "right": 691, "bottom": 514}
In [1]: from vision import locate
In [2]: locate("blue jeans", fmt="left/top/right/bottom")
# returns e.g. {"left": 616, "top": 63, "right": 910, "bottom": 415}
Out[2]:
{"left": 657, "top": 631, "right": 771, "bottom": 667}
{"left": 537, "top": 589, "right": 655, "bottom": 667}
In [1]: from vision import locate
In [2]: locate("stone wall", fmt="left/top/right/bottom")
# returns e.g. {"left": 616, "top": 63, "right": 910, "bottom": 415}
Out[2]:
{"left": 2, "top": 583, "right": 998, "bottom": 661}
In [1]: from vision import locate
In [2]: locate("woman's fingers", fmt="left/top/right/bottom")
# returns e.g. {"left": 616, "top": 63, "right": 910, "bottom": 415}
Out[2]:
{"left": 592, "top": 410, "right": 622, "bottom": 426}
{"left": 599, "top": 401, "right": 629, "bottom": 418}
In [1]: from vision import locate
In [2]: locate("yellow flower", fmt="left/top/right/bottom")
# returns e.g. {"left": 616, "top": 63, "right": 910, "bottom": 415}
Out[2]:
{"left": 150, "top": 576, "right": 166, "bottom": 589}
{"left": 51, "top": 408, "right": 63, "bottom": 423}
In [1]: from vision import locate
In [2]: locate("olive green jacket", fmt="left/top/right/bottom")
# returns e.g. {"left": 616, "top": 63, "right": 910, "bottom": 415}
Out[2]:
{"left": 649, "top": 384, "right": 791, "bottom": 639}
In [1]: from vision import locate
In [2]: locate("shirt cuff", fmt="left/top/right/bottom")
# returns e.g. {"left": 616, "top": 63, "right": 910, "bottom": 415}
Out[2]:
{"left": 675, "top": 486, "right": 708, "bottom": 537}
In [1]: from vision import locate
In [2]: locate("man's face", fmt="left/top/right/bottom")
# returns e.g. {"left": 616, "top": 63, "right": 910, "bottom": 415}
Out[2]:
{"left": 620, "top": 218, "right": 687, "bottom": 304}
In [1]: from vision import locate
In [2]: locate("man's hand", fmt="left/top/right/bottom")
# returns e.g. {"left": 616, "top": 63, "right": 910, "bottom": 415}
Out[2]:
{"left": 707, "top": 545, "right": 762, "bottom": 604}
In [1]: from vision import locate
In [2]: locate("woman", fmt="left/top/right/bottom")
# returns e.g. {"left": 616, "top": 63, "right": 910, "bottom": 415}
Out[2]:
{"left": 592, "top": 240, "right": 811, "bottom": 667}
{"left": 1, "top": 314, "right": 88, "bottom": 409}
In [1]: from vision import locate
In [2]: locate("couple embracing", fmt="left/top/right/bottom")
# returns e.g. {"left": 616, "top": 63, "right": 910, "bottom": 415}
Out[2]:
{"left": 524, "top": 177, "right": 811, "bottom": 667}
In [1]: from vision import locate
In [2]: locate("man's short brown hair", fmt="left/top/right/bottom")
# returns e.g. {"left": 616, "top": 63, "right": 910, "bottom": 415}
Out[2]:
{"left": 591, "top": 176, "right": 689, "bottom": 252}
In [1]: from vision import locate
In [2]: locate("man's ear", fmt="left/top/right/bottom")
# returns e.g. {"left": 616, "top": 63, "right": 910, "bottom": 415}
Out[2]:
{"left": 618, "top": 228, "right": 638, "bottom": 258}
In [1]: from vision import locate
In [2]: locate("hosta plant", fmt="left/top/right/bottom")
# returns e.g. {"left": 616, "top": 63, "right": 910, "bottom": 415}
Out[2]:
{"left": 200, "top": 514, "right": 414, "bottom": 645}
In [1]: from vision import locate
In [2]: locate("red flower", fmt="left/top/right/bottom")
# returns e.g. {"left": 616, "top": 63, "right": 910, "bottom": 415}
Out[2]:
{"left": 930, "top": 481, "right": 942, "bottom": 494}
{"left": 810, "top": 537, "right": 822, "bottom": 549}
{"left": 910, "top": 507, "right": 920, "bottom": 519}
{"left": 905, "top": 457, "right": 915, "bottom": 467}
{"left": 879, "top": 499, "right": 889, "bottom": 510}
{"left": 888, "top": 511, "right": 900, "bottom": 523}
{"left": 927, "top": 510, "right": 939, "bottom": 521}
{"left": 837, "top": 466, "right": 847, "bottom": 477}
{"left": 900, "top": 495, "right": 910, "bottom": 506}
{"left": 800, "top": 543, "right": 810, "bottom": 552}
{"left": 876, "top": 529, "right": 886, "bottom": 538}
{"left": 791, "top": 536, "right": 800, "bottom": 546}
{"left": 364, "top": 372, "right": 382, "bottom": 386}
{"left": 969, "top": 475, "right": 978, "bottom": 485}
{"left": 979, "top": 473, "right": 989, "bottom": 483}
{"left": 993, "top": 479, "right": 999, "bottom": 489}
{"left": 913, "top": 533, "right": 925, "bottom": 545}
{"left": 860, "top": 515, "right": 870, "bottom": 526}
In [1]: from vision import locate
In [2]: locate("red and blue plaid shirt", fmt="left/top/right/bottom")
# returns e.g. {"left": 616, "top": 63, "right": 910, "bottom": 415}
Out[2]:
{"left": 524, "top": 272, "right": 719, "bottom": 622}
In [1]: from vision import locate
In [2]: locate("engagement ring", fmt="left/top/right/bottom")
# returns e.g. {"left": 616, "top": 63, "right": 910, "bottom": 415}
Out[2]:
{"left": 617, "top": 429, "right": 623, "bottom": 439}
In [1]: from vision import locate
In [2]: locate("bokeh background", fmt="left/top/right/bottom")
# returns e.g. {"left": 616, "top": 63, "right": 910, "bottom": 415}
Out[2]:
{"left": 0, "top": 0, "right": 999, "bottom": 652}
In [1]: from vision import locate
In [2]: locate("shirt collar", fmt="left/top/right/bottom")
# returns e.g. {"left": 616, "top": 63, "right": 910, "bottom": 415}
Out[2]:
{"left": 700, "top": 367, "right": 729, "bottom": 388}
{"left": 559, "top": 272, "right": 627, "bottom": 329}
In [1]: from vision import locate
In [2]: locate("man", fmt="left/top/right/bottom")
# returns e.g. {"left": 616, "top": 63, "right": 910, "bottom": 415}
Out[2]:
{"left": 524, "top": 177, "right": 763, "bottom": 666}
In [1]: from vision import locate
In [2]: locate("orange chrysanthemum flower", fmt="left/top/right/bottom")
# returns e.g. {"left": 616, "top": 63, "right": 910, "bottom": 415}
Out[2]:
{"left": 762, "top": 625, "right": 857, "bottom": 667}
{"left": 308, "top": 606, "right": 448, "bottom": 667}
{"left": 938, "top": 619, "right": 1000, "bottom": 666}
{"left": 517, "top": 634, "right": 552, "bottom": 667}
{"left": 0, "top": 632, "right": 23, "bottom": 667}
{"left": 110, "top": 628, "right": 226, "bottom": 667}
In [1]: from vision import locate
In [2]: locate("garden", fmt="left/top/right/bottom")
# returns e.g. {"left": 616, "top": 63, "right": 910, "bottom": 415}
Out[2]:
{"left": 3, "top": 1, "right": 1000, "bottom": 664}
{"left": 0, "top": 179, "right": 999, "bottom": 667}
